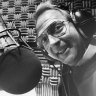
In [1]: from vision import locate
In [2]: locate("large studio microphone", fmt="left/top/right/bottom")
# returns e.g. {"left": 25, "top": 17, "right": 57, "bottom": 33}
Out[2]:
{"left": 0, "top": 16, "right": 42, "bottom": 94}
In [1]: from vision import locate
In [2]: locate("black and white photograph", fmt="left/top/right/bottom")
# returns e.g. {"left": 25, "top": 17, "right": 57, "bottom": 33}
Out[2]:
{"left": 0, "top": 0, "right": 96, "bottom": 96}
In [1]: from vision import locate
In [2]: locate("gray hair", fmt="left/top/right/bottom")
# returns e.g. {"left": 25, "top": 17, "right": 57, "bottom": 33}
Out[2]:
{"left": 34, "top": 1, "right": 72, "bottom": 21}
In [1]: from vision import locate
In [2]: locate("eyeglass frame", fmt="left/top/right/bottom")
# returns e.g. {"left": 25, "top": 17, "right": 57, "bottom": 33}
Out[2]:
{"left": 36, "top": 19, "right": 70, "bottom": 49}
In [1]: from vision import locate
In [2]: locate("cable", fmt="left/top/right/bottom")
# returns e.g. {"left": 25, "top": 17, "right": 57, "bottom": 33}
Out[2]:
{"left": 49, "top": 61, "right": 71, "bottom": 96}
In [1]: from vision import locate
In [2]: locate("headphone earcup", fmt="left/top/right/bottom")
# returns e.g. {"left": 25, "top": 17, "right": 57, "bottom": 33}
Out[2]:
{"left": 70, "top": 10, "right": 96, "bottom": 38}
{"left": 73, "top": 10, "right": 93, "bottom": 24}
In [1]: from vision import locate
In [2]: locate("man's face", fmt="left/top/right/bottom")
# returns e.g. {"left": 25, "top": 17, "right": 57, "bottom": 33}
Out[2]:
{"left": 0, "top": 23, "right": 5, "bottom": 32}
{"left": 36, "top": 10, "right": 86, "bottom": 66}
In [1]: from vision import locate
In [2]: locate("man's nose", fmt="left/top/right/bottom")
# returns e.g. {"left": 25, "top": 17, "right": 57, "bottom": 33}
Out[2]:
{"left": 48, "top": 35, "right": 60, "bottom": 45}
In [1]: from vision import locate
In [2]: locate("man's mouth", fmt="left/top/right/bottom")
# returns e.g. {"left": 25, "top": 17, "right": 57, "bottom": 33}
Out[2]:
{"left": 50, "top": 43, "right": 68, "bottom": 56}
{"left": 58, "top": 47, "right": 68, "bottom": 54}
{"left": 58, "top": 40, "right": 71, "bottom": 55}
{"left": 48, "top": 39, "right": 71, "bottom": 59}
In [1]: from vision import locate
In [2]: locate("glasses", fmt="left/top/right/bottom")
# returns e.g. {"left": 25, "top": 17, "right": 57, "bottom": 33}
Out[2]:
{"left": 37, "top": 20, "right": 69, "bottom": 48}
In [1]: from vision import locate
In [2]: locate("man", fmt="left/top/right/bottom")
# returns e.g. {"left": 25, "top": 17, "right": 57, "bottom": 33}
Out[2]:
{"left": 34, "top": 1, "right": 96, "bottom": 96}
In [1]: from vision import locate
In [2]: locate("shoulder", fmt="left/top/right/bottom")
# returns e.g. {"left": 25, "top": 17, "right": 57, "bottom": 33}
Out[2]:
{"left": 72, "top": 36, "right": 96, "bottom": 84}
{"left": 77, "top": 36, "right": 96, "bottom": 66}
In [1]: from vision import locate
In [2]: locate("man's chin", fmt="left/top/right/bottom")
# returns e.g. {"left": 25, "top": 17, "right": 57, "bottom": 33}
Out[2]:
{"left": 59, "top": 56, "right": 79, "bottom": 66}
{"left": 48, "top": 53, "right": 80, "bottom": 66}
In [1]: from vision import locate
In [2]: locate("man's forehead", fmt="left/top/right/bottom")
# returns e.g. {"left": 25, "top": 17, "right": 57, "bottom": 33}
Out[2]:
{"left": 37, "top": 10, "right": 67, "bottom": 26}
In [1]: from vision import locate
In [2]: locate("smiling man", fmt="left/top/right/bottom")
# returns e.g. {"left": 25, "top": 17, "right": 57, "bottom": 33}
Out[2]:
{"left": 34, "top": 1, "right": 96, "bottom": 96}
{"left": 35, "top": 2, "right": 90, "bottom": 67}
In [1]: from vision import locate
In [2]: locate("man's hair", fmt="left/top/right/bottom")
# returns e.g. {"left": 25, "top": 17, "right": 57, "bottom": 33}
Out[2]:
{"left": 34, "top": 1, "right": 96, "bottom": 38}
{"left": 34, "top": 1, "right": 71, "bottom": 21}
{"left": 34, "top": 1, "right": 54, "bottom": 20}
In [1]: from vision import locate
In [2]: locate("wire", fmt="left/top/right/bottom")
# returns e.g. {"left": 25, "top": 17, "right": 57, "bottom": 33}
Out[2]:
{"left": 49, "top": 61, "right": 71, "bottom": 96}
{"left": 19, "top": 37, "right": 33, "bottom": 50}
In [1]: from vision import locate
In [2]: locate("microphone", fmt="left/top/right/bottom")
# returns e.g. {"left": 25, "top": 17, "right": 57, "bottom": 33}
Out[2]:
{"left": 0, "top": 46, "right": 42, "bottom": 94}
{"left": 0, "top": 16, "right": 42, "bottom": 94}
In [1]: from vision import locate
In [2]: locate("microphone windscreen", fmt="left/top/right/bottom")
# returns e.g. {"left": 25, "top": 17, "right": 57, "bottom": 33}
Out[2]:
{"left": 0, "top": 47, "right": 42, "bottom": 94}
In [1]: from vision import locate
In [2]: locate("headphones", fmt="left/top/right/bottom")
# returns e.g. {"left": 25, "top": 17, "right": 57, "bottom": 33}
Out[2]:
{"left": 40, "top": 3, "right": 96, "bottom": 62}
{"left": 57, "top": 3, "right": 96, "bottom": 39}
